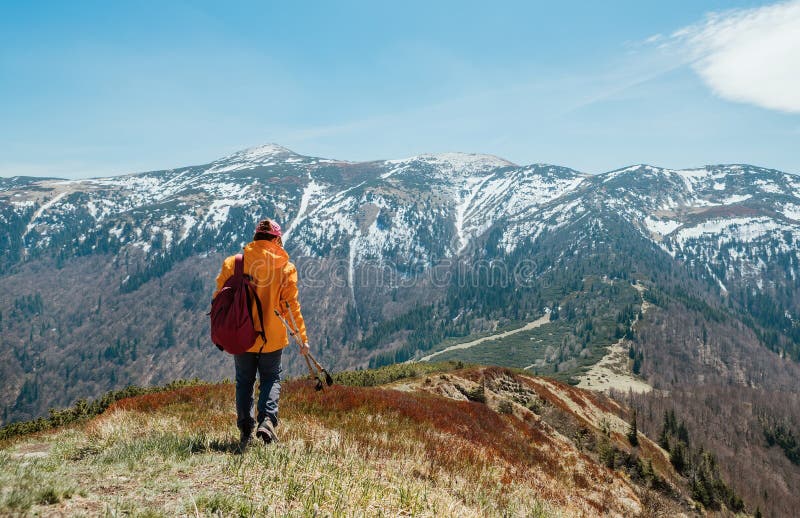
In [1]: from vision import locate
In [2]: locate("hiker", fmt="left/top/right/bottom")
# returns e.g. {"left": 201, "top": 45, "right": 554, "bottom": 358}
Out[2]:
{"left": 213, "top": 218, "right": 310, "bottom": 451}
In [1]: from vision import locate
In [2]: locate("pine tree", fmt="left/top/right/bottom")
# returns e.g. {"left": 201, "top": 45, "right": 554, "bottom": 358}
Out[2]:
{"left": 627, "top": 409, "right": 639, "bottom": 447}
{"left": 160, "top": 318, "right": 176, "bottom": 349}
{"left": 659, "top": 412, "right": 671, "bottom": 450}
{"left": 666, "top": 409, "right": 677, "bottom": 434}
{"left": 677, "top": 420, "right": 690, "bottom": 446}
{"left": 670, "top": 442, "right": 687, "bottom": 474}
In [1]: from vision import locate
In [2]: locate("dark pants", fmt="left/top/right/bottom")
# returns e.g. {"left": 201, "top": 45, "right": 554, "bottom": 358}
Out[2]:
{"left": 234, "top": 349, "right": 282, "bottom": 433}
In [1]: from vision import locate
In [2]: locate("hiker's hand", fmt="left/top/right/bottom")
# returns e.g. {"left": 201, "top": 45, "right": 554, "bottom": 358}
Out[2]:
{"left": 299, "top": 342, "right": 310, "bottom": 356}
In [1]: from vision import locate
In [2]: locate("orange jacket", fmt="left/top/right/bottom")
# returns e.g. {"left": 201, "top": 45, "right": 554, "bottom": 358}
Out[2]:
{"left": 214, "top": 240, "right": 308, "bottom": 353}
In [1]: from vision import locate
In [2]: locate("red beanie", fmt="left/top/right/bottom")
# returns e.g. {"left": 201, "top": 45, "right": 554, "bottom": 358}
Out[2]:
{"left": 254, "top": 218, "right": 282, "bottom": 238}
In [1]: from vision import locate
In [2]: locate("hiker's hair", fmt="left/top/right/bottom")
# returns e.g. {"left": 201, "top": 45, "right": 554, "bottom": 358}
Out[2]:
{"left": 253, "top": 231, "right": 278, "bottom": 242}
{"left": 253, "top": 218, "right": 279, "bottom": 241}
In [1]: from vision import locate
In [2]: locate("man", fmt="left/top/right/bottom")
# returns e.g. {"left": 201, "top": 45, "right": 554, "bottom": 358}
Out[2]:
{"left": 214, "top": 218, "right": 310, "bottom": 451}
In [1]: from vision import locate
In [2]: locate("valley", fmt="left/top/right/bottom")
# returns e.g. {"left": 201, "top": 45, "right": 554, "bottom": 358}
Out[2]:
{"left": 2, "top": 144, "right": 800, "bottom": 515}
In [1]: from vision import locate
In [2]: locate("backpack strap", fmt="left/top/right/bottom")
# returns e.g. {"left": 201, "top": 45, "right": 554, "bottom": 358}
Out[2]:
{"left": 234, "top": 254, "right": 244, "bottom": 279}
{"left": 238, "top": 253, "right": 267, "bottom": 346}
{"left": 248, "top": 284, "right": 267, "bottom": 344}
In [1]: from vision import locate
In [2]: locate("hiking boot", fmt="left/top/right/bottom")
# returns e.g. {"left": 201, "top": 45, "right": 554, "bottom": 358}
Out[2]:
{"left": 238, "top": 429, "right": 252, "bottom": 453}
{"left": 256, "top": 420, "right": 278, "bottom": 444}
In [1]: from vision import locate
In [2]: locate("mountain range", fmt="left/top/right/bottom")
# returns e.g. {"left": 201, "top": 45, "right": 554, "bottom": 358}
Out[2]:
{"left": 2, "top": 143, "right": 799, "bottom": 514}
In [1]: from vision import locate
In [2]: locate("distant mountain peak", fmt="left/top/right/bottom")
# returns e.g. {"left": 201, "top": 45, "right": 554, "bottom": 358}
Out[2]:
{"left": 609, "top": 164, "right": 665, "bottom": 174}
{"left": 217, "top": 143, "right": 298, "bottom": 162}
{"left": 386, "top": 152, "right": 516, "bottom": 177}
{"left": 205, "top": 143, "right": 302, "bottom": 174}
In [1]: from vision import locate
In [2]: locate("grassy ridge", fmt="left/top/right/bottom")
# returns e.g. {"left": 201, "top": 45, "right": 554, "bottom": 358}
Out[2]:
{"left": 0, "top": 362, "right": 466, "bottom": 444}
{"left": 0, "top": 364, "right": 688, "bottom": 517}
{"left": 0, "top": 375, "right": 560, "bottom": 517}
{"left": 3, "top": 363, "right": 725, "bottom": 516}
{"left": 0, "top": 378, "right": 210, "bottom": 443}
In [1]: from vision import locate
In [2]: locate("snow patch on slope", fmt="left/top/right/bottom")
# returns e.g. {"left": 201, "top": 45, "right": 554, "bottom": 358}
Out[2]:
{"left": 458, "top": 167, "right": 586, "bottom": 254}
{"left": 180, "top": 214, "right": 197, "bottom": 241}
{"left": 205, "top": 200, "right": 237, "bottom": 229}
{"left": 675, "top": 217, "right": 784, "bottom": 246}
{"left": 386, "top": 152, "right": 514, "bottom": 178}
{"left": 24, "top": 192, "right": 68, "bottom": 239}
{"left": 780, "top": 203, "right": 800, "bottom": 221}
{"left": 454, "top": 176, "right": 493, "bottom": 253}
{"left": 644, "top": 217, "right": 681, "bottom": 236}
{"left": 284, "top": 179, "right": 326, "bottom": 240}
{"left": 753, "top": 179, "right": 783, "bottom": 194}
{"left": 719, "top": 194, "right": 751, "bottom": 205}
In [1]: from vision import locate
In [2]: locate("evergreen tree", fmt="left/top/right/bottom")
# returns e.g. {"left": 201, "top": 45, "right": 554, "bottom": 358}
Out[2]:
{"left": 160, "top": 319, "right": 176, "bottom": 349}
{"left": 677, "top": 421, "right": 690, "bottom": 447}
{"left": 670, "top": 441, "right": 687, "bottom": 474}
{"left": 627, "top": 409, "right": 639, "bottom": 447}
{"left": 659, "top": 411, "right": 671, "bottom": 450}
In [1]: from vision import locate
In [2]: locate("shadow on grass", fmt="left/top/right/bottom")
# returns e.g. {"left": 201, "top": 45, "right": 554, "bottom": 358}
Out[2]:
{"left": 205, "top": 437, "right": 243, "bottom": 455}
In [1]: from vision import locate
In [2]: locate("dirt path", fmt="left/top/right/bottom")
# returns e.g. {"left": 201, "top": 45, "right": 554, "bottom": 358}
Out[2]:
{"left": 419, "top": 313, "right": 551, "bottom": 362}
{"left": 575, "top": 339, "right": 653, "bottom": 393}
{"left": 576, "top": 283, "right": 653, "bottom": 394}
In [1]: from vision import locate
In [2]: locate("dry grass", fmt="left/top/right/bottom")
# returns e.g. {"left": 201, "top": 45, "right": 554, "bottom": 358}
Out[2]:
{"left": 575, "top": 339, "right": 653, "bottom": 394}
{"left": 0, "top": 369, "right": 695, "bottom": 517}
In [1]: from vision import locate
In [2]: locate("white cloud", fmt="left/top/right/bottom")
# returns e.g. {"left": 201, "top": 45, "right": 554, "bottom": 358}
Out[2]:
{"left": 673, "top": 0, "right": 800, "bottom": 113}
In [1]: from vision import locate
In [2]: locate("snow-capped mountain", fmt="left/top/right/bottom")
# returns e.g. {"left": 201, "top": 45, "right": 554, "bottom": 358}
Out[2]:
{"left": 1, "top": 144, "right": 799, "bottom": 425}
{"left": 1, "top": 147, "right": 586, "bottom": 284}
{"left": 7, "top": 147, "right": 795, "bottom": 294}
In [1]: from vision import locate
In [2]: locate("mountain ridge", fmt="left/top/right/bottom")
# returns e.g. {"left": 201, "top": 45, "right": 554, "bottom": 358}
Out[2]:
{"left": 2, "top": 142, "right": 799, "bottom": 515}
{"left": 8, "top": 142, "right": 799, "bottom": 181}
{"left": 0, "top": 363, "right": 739, "bottom": 516}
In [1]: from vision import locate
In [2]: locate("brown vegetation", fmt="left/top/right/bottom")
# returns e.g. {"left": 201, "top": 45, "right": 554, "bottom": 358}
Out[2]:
{"left": 1, "top": 366, "right": 706, "bottom": 517}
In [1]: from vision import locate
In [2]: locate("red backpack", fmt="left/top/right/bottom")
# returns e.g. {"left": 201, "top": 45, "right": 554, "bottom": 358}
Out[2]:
{"left": 209, "top": 254, "right": 266, "bottom": 354}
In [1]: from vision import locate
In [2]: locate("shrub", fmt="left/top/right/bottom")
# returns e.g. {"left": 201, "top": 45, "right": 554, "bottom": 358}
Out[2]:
{"left": 464, "top": 383, "right": 486, "bottom": 404}
{"left": 333, "top": 361, "right": 463, "bottom": 387}
{"left": 498, "top": 400, "right": 514, "bottom": 414}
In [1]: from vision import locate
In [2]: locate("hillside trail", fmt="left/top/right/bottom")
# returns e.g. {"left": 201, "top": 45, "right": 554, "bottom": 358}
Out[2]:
{"left": 418, "top": 313, "right": 551, "bottom": 362}
{"left": 576, "top": 283, "right": 653, "bottom": 394}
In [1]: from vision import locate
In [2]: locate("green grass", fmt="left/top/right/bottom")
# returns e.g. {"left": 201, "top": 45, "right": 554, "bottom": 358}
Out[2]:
{"left": 433, "top": 320, "right": 571, "bottom": 367}
{"left": 417, "top": 316, "right": 548, "bottom": 355}
{"left": 0, "top": 451, "right": 77, "bottom": 512}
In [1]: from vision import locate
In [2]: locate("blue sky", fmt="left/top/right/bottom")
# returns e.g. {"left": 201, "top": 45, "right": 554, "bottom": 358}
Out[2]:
{"left": 1, "top": 0, "right": 798, "bottom": 178}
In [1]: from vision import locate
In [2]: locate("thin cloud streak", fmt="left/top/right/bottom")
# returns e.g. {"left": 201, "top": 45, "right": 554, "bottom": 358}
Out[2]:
{"left": 280, "top": 56, "right": 697, "bottom": 164}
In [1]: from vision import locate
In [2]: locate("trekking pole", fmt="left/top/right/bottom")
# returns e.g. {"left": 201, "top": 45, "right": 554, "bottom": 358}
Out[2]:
{"left": 306, "top": 352, "right": 334, "bottom": 386}
{"left": 274, "top": 310, "right": 324, "bottom": 391}
{"left": 284, "top": 301, "right": 334, "bottom": 386}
